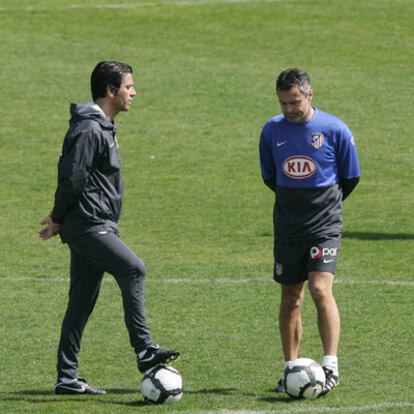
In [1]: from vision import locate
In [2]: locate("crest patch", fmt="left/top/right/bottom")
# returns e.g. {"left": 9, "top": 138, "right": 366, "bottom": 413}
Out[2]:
{"left": 311, "top": 132, "right": 324, "bottom": 149}
{"left": 275, "top": 263, "right": 283, "bottom": 276}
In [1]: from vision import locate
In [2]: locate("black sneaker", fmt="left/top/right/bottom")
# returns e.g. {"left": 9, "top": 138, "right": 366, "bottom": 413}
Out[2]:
{"left": 137, "top": 345, "right": 180, "bottom": 373}
{"left": 54, "top": 378, "right": 107, "bottom": 395}
{"left": 273, "top": 378, "right": 285, "bottom": 393}
{"left": 319, "top": 367, "right": 339, "bottom": 397}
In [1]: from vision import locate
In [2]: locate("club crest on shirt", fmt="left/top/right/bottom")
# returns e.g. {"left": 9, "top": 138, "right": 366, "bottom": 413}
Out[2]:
{"left": 311, "top": 132, "right": 324, "bottom": 149}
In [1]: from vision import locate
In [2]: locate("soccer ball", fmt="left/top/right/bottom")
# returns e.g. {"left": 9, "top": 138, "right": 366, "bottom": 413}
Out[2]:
{"left": 140, "top": 365, "right": 183, "bottom": 404}
{"left": 284, "top": 358, "right": 326, "bottom": 400}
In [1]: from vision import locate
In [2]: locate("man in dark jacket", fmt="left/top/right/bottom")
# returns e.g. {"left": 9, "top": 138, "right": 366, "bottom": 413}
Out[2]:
{"left": 40, "top": 61, "right": 179, "bottom": 395}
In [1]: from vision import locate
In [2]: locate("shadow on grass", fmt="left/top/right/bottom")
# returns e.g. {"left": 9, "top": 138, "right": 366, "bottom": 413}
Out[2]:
{"left": 7, "top": 388, "right": 137, "bottom": 396}
{"left": 97, "top": 388, "right": 254, "bottom": 408}
{"left": 1, "top": 389, "right": 149, "bottom": 408}
{"left": 182, "top": 388, "right": 295, "bottom": 405}
{"left": 8, "top": 390, "right": 53, "bottom": 396}
{"left": 2, "top": 387, "right": 293, "bottom": 408}
{"left": 253, "top": 388, "right": 296, "bottom": 404}
{"left": 185, "top": 387, "right": 238, "bottom": 395}
{"left": 104, "top": 388, "right": 138, "bottom": 395}
{"left": 259, "top": 395, "right": 295, "bottom": 403}
{"left": 116, "top": 400, "right": 148, "bottom": 407}
{"left": 343, "top": 231, "right": 414, "bottom": 240}
{"left": 188, "top": 387, "right": 261, "bottom": 398}
{"left": 0, "top": 388, "right": 140, "bottom": 405}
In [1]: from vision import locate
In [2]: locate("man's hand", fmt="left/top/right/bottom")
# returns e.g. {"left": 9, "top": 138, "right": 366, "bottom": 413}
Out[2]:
{"left": 39, "top": 214, "right": 61, "bottom": 240}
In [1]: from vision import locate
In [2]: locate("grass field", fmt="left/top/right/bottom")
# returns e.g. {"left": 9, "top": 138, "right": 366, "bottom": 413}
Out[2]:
{"left": 0, "top": 0, "right": 413, "bottom": 413}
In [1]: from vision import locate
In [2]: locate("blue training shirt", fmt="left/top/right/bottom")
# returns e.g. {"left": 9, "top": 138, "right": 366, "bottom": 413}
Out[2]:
{"left": 259, "top": 108, "right": 360, "bottom": 241}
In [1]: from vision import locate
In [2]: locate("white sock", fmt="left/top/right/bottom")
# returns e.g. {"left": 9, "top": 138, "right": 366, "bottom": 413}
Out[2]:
{"left": 284, "top": 360, "right": 293, "bottom": 370}
{"left": 322, "top": 355, "right": 339, "bottom": 375}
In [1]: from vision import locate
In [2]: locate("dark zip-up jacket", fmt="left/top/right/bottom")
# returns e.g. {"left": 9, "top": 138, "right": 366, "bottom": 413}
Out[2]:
{"left": 51, "top": 103, "right": 123, "bottom": 243}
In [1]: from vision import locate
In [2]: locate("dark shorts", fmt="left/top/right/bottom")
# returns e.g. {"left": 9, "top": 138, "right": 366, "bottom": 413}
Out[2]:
{"left": 273, "top": 234, "right": 341, "bottom": 285}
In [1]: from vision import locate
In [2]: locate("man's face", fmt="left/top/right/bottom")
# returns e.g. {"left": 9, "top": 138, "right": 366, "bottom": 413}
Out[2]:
{"left": 114, "top": 73, "right": 136, "bottom": 112}
{"left": 277, "top": 85, "right": 313, "bottom": 123}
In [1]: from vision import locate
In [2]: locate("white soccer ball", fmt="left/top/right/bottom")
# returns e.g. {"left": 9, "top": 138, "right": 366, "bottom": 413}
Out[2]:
{"left": 140, "top": 365, "right": 183, "bottom": 404}
{"left": 284, "top": 358, "right": 326, "bottom": 400}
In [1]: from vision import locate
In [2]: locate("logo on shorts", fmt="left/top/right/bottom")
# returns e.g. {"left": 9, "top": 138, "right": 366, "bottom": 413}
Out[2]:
{"left": 310, "top": 246, "right": 337, "bottom": 260}
{"left": 282, "top": 156, "right": 316, "bottom": 179}
{"left": 311, "top": 132, "right": 325, "bottom": 149}
{"left": 275, "top": 263, "right": 283, "bottom": 276}
{"left": 310, "top": 246, "right": 323, "bottom": 259}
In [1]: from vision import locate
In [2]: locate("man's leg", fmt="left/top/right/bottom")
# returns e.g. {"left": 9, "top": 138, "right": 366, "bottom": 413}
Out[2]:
{"left": 279, "top": 283, "right": 305, "bottom": 361}
{"left": 70, "top": 232, "right": 179, "bottom": 372}
{"left": 308, "top": 272, "right": 340, "bottom": 357}
{"left": 273, "top": 238, "right": 308, "bottom": 392}
{"left": 273, "top": 283, "right": 305, "bottom": 392}
{"left": 308, "top": 271, "right": 340, "bottom": 394}
{"left": 70, "top": 232, "right": 154, "bottom": 352}
{"left": 57, "top": 248, "right": 104, "bottom": 380}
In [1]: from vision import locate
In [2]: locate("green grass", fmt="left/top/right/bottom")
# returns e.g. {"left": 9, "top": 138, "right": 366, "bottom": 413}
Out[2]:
{"left": 0, "top": 0, "right": 413, "bottom": 413}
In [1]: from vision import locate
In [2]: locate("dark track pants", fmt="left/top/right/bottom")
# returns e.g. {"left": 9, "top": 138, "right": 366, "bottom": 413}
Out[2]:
{"left": 56, "top": 231, "right": 155, "bottom": 380}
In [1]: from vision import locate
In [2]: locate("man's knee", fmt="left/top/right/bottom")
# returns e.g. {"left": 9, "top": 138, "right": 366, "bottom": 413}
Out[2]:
{"left": 281, "top": 284, "right": 305, "bottom": 310}
{"left": 308, "top": 272, "right": 334, "bottom": 303}
{"left": 128, "top": 257, "right": 146, "bottom": 278}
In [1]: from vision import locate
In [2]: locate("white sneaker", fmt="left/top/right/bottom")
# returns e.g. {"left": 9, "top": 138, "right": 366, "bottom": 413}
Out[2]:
{"left": 319, "top": 367, "right": 339, "bottom": 397}
{"left": 273, "top": 378, "right": 285, "bottom": 393}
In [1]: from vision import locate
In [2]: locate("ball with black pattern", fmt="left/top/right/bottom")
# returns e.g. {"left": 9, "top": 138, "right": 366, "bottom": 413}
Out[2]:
{"left": 284, "top": 358, "right": 326, "bottom": 400}
{"left": 140, "top": 365, "right": 183, "bottom": 404}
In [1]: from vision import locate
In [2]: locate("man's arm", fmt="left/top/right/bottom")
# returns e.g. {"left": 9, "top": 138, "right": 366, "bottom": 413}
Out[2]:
{"left": 39, "top": 214, "right": 61, "bottom": 240}
{"left": 259, "top": 125, "right": 276, "bottom": 193}
{"left": 39, "top": 127, "right": 98, "bottom": 239}
{"left": 263, "top": 178, "right": 276, "bottom": 193}
{"left": 336, "top": 126, "right": 360, "bottom": 202}
{"left": 51, "top": 129, "right": 98, "bottom": 224}
{"left": 339, "top": 177, "right": 359, "bottom": 201}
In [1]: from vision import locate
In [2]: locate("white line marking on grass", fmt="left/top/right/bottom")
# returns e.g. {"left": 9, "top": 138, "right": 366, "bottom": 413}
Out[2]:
{"left": 335, "top": 279, "right": 414, "bottom": 287}
{"left": 3, "top": 276, "right": 414, "bottom": 287}
{"left": 0, "top": 0, "right": 290, "bottom": 12}
{"left": 202, "top": 401, "right": 414, "bottom": 414}
{"left": 66, "top": 0, "right": 286, "bottom": 7}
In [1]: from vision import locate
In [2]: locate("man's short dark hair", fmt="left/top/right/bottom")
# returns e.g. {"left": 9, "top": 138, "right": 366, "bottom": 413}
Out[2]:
{"left": 276, "top": 68, "right": 311, "bottom": 96}
{"left": 91, "top": 61, "right": 133, "bottom": 101}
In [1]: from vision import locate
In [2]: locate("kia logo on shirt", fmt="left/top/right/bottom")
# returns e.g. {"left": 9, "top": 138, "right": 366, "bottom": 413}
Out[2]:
{"left": 282, "top": 155, "right": 316, "bottom": 179}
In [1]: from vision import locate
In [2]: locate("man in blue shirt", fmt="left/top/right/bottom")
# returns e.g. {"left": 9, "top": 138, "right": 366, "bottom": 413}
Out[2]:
{"left": 259, "top": 68, "right": 360, "bottom": 396}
